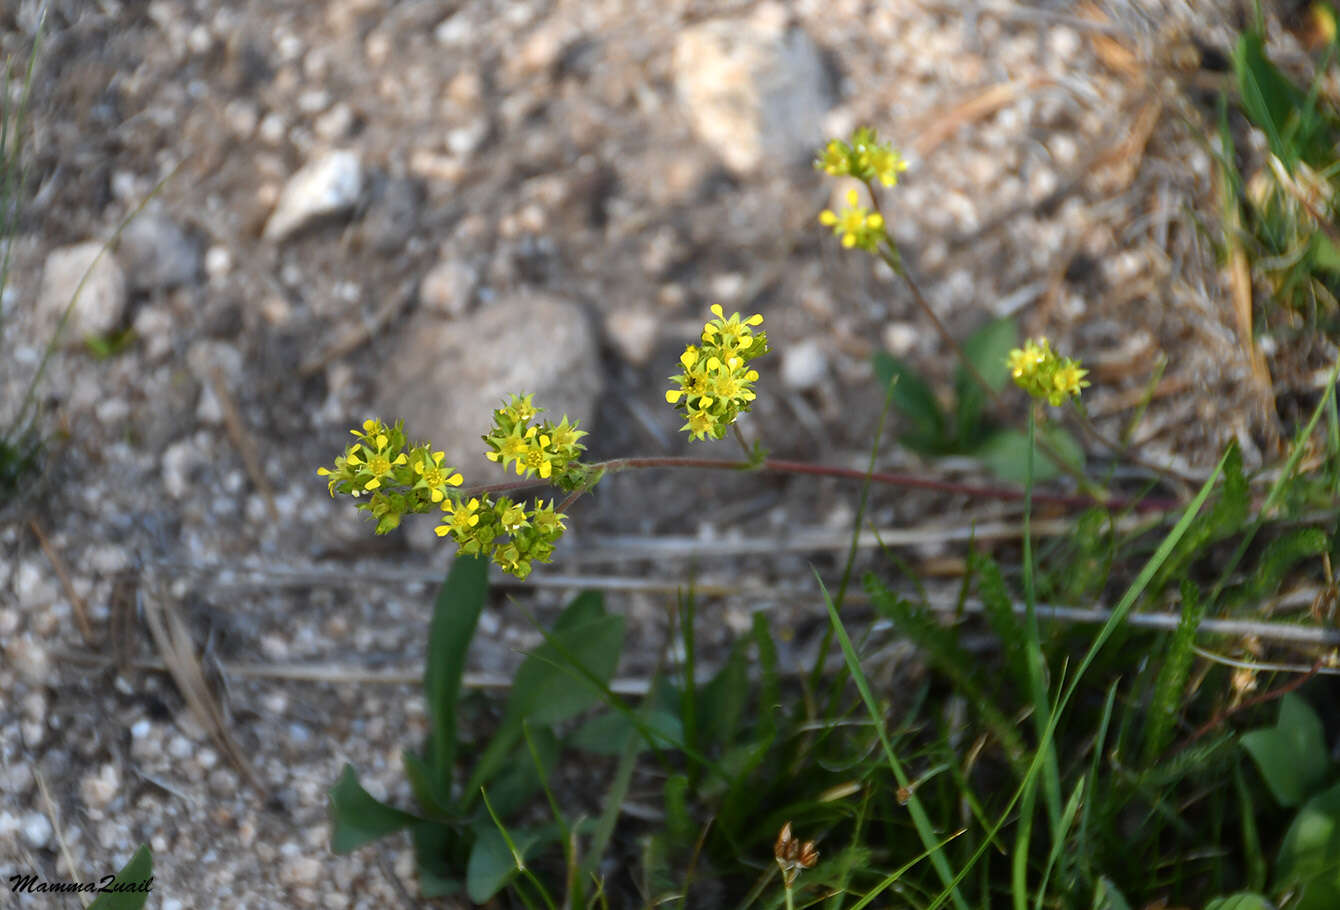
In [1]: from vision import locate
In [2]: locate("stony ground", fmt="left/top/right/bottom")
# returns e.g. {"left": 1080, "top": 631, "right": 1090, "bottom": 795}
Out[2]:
{"left": 1, "top": 1, "right": 1328, "bottom": 907}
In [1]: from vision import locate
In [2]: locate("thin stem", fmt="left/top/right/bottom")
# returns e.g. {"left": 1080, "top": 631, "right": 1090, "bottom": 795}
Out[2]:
{"left": 732, "top": 422, "right": 753, "bottom": 458}
{"left": 465, "top": 454, "right": 1179, "bottom": 514}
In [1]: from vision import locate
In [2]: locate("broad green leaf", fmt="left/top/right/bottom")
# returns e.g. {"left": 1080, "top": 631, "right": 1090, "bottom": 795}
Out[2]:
{"left": 329, "top": 764, "right": 421, "bottom": 853}
{"left": 86, "top": 844, "right": 152, "bottom": 910}
{"left": 424, "top": 555, "right": 490, "bottom": 806}
{"left": 1276, "top": 781, "right": 1340, "bottom": 910}
{"left": 411, "top": 821, "right": 460, "bottom": 897}
{"left": 466, "top": 819, "right": 553, "bottom": 903}
{"left": 872, "top": 350, "right": 948, "bottom": 453}
{"left": 464, "top": 591, "right": 624, "bottom": 802}
{"left": 504, "top": 591, "right": 623, "bottom": 727}
{"left": 485, "top": 725, "right": 559, "bottom": 820}
{"left": 570, "top": 706, "right": 682, "bottom": 755}
{"left": 974, "top": 425, "right": 1084, "bottom": 485}
{"left": 955, "top": 316, "right": 1016, "bottom": 443}
{"left": 1232, "top": 31, "right": 1333, "bottom": 168}
{"left": 402, "top": 750, "right": 451, "bottom": 819}
{"left": 1242, "top": 693, "right": 1329, "bottom": 807}
{"left": 1205, "top": 894, "right": 1276, "bottom": 910}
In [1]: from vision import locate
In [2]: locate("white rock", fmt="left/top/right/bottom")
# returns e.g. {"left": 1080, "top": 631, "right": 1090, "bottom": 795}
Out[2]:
{"left": 11, "top": 636, "right": 51, "bottom": 684}
{"left": 419, "top": 259, "right": 477, "bottom": 317}
{"left": 14, "top": 559, "right": 55, "bottom": 606}
{"left": 20, "top": 812, "right": 52, "bottom": 849}
{"left": 38, "top": 242, "right": 128, "bottom": 340}
{"left": 673, "top": 14, "right": 832, "bottom": 173}
{"left": 605, "top": 308, "right": 659, "bottom": 366}
{"left": 162, "top": 438, "right": 207, "bottom": 499}
{"left": 262, "top": 149, "right": 363, "bottom": 241}
{"left": 445, "top": 117, "right": 488, "bottom": 158}
{"left": 781, "top": 339, "right": 828, "bottom": 391}
{"left": 2, "top": 760, "right": 33, "bottom": 797}
{"left": 81, "top": 763, "right": 121, "bottom": 810}
{"left": 204, "top": 245, "right": 233, "bottom": 280}
{"left": 882, "top": 322, "right": 919, "bottom": 356}
{"left": 118, "top": 211, "right": 201, "bottom": 292}
{"left": 282, "top": 855, "right": 323, "bottom": 887}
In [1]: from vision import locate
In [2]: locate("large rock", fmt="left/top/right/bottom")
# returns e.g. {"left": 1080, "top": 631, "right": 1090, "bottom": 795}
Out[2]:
{"left": 37, "top": 241, "right": 128, "bottom": 341}
{"left": 377, "top": 294, "right": 603, "bottom": 481}
{"left": 673, "top": 9, "right": 832, "bottom": 174}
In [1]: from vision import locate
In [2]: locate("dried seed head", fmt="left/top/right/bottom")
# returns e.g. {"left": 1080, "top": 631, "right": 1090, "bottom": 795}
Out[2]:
{"left": 774, "top": 821, "right": 819, "bottom": 888}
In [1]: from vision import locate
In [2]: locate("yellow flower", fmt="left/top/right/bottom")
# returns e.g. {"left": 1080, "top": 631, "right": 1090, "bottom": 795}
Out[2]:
{"left": 437, "top": 496, "right": 483, "bottom": 538}
{"left": 860, "top": 143, "right": 908, "bottom": 187}
{"left": 412, "top": 450, "right": 463, "bottom": 502}
{"left": 1007, "top": 337, "right": 1088, "bottom": 406}
{"left": 819, "top": 189, "right": 885, "bottom": 251}
{"left": 517, "top": 434, "right": 554, "bottom": 479}
{"left": 701, "top": 304, "right": 765, "bottom": 353}
{"left": 362, "top": 448, "right": 407, "bottom": 491}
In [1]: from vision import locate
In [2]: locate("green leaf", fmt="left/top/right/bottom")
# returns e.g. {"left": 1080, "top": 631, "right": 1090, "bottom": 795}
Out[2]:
{"left": 411, "top": 821, "right": 460, "bottom": 897}
{"left": 1242, "top": 693, "right": 1330, "bottom": 807}
{"left": 465, "top": 823, "right": 522, "bottom": 903}
{"left": 1091, "top": 876, "right": 1132, "bottom": 910}
{"left": 485, "top": 725, "right": 559, "bottom": 820}
{"left": 975, "top": 425, "right": 1083, "bottom": 484}
{"left": 1316, "top": 234, "right": 1340, "bottom": 275}
{"left": 955, "top": 316, "right": 1016, "bottom": 444}
{"left": 424, "top": 555, "right": 490, "bottom": 806}
{"left": 505, "top": 592, "right": 623, "bottom": 727}
{"left": 1238, "top": 529, "right": 1329, "bottom": 605}
{"left": 1205, "top": 894, "right": 1276, "bottom": 910}
{"left": 402, "top": 750, "right": 451, "bottom": 819}
{"left": 970, "top": 551, "right": 1029, "bottom": 692}
{"left": 1232, "top": 31, "right": 1333, "bottom": 168}
{"left": 464, "top": 591, "right": 624, "bottom": 802}
{"left": 86, "top": 844, "right": 153, "bottom": 910}
{"left": 467, "top": 814, "right": 558, "bottom": 904}
{"left": 329, "top": 764, "right": 421, "bottom": 853}
{"left": 1276, "top": 781, "right": 1340, "bottom": 910}
{"left": 872, "top": 350, "right": 947, "bottom": 453}
{"left": 699, "top": 637, "right": 749, "bottom": 747}
{"left": 1143, "top": 579, "right": 1206, "bottom": 764}
{"left": 570, "top": 707, "right": 682, "bottom": 755}
{"left": 664, "top": 772, "right": 694, "bottom": 845}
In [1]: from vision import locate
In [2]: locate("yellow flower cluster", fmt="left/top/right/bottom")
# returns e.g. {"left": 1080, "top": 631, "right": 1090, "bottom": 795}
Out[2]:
{"left": 1007, "top": 338, "right": 1090, "bottom": 406}
{"left": 665, "top": 304, "right": 768, "bottom": 442}
{"left": 318, "top": 401, "right": 583, "bottom": 578}
{"left": 435, "top": 494, "right": 565, "bottom": 580}
{"left": 318, "top": 419, "right": 464, "bottom": 534}
{"left": 815, "top": 126, "right": 908, "bottom": 187}
{"left": 482, "top": 394, "right": 587, "bottom": 486}
{"left": 819, "top": 189, "right": 885, "bottom": 251}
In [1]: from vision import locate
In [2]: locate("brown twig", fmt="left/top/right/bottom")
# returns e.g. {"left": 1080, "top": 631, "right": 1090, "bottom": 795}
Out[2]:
{"left": 1168, "top": 658, "right": 1324, "bottom": 758}
{"left": 210, "top": 365, "right": 279, "bottom": 523}
{"left": 29, "top": 518, "right": 96, "bottom": 646}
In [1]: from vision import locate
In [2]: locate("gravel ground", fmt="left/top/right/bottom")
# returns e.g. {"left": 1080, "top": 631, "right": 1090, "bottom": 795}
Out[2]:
{"left": 1, "top": 1, "right": 1331, "bottom": 907}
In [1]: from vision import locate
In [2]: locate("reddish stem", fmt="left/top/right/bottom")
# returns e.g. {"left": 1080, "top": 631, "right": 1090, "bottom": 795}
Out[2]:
{"left": 463, "top": 455, "right": 1178, "bottom": 514}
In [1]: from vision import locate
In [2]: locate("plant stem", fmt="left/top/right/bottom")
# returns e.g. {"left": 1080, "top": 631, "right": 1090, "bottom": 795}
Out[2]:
{"left": 468, "top": 454, "right": 1179, "bottom": 514}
